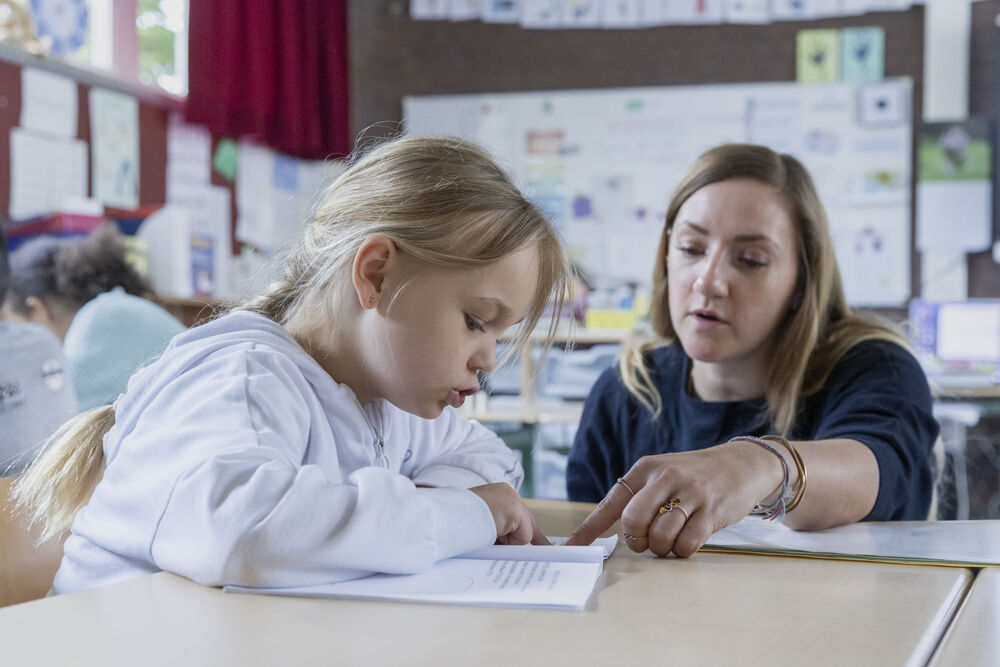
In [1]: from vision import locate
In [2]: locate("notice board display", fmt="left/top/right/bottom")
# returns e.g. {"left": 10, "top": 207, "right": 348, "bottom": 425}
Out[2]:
{"left": 406, "top": 78, "right": 913, "bottom": 306}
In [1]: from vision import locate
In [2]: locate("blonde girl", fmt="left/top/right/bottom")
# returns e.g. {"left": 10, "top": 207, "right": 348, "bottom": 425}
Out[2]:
{"left": 15, "top": 135, "right": 569, "bottom": 594}
{"left": 566, "top": 144, "right": 937, "bottom": 557}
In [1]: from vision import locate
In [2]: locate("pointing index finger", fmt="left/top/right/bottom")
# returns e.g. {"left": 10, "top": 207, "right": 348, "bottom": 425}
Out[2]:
{"left": 564, "top": 478, "right": 636, "bottom": 546}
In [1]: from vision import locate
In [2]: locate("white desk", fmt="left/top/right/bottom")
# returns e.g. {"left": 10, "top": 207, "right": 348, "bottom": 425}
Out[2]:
{"left": 0, "top": 500, "right": 976, "bottom": 667}
{"left": 931, "top": 567, "right": 1000, "bottom": 666}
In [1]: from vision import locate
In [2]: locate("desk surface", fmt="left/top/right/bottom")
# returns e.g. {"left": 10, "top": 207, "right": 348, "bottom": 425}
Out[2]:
{"left": 931, "top": 567, "right": 1000, "bottom": 666}
{"left": 0, "top": 500, "right": 974, "bottom": 667}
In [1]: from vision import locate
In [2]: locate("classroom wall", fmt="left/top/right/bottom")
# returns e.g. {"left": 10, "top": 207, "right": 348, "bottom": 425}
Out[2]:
{"left": 349, "top": 0, "right": 1000, "bottom": 299}
{"left": 0, "top": 58, "right": 170, "bottom": 216}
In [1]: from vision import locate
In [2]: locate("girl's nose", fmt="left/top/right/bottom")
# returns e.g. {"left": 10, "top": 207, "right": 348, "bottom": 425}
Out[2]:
{"left": 470, "top": 342, "right": 497, "bottom": 374}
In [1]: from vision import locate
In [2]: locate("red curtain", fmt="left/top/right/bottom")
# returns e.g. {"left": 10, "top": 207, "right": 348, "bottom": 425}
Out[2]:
{"left": 186, "top": 0, "right": 350, "bottom": 160}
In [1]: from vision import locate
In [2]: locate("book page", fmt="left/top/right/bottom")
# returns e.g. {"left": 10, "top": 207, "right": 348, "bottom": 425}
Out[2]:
{"left": 225, "top": 536, "right": 617, "bottom": 610}
{"left": 704, "top": 518, "right": 1000, "bottom": 567}
{"left": 227, "top": 558, "right": 602, "bottom": 610}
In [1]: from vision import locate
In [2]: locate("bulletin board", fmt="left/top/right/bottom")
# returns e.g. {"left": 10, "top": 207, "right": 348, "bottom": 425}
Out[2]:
{"left": 405, "top": 78, "right": 913, "bottom": 306}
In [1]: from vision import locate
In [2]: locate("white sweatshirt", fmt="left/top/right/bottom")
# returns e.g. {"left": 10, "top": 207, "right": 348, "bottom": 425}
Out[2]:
{"left": 53, "top": 312, "right": 519, "bottom": 594}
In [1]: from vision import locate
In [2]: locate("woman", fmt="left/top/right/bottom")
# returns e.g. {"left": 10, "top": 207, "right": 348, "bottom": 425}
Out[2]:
{"left": 3, "top": 225, "right": 185, "bottom": 411}
{"left": 565, "top": 144, "right": 937, "bottom": 558}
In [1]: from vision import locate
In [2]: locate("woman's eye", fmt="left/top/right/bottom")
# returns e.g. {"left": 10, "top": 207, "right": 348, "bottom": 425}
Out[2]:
{"left": 465, "top": 314, "right": 486, "bottom": 332}
{"left": 677, "top": 245, "right": 701, "bottom": 256}
{"left": 740, "top": 256, "right": 767, "bottom": 269}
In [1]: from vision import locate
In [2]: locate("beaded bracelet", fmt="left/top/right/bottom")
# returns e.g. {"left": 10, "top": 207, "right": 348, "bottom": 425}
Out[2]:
{"left": 728, "top": 435, "right": 789, "bottom": 523}
{"left": 762, "top": 434, "right": 807, "bottom": 513}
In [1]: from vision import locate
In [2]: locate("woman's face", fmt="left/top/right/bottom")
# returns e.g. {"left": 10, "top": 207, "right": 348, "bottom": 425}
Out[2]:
{"left": 666, "top": 178, "right": 799, "bottom": 370}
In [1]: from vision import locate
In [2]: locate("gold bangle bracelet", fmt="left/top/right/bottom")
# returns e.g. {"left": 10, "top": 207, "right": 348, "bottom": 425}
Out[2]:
{"left": 762, "top": 434, "right": 807, "bottom": 513}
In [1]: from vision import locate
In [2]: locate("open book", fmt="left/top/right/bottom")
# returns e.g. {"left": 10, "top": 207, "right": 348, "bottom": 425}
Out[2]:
{"left": 703, "top": 517, "right": 1000, "bottom": 568}
{"left": 225, "top": 536, "right": 618, "bottom": 611}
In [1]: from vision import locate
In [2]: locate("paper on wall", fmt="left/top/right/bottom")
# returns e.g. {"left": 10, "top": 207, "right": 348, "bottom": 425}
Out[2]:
{"left": 8, "top": 127, "right": 88, "bottom": 221}
{"left": 828, "top": 205, "right": 909, "bottom": 306}
{"left": 481, "top": 0, "right": 520, "bottom": 23}
{"left": 166, "top": 116, "right": 211, "bottom": 202}
{"left": 917, "top": 181, "right": 991, "bottom": 253}
{"left": 235, "top": 140, "right": 279, "bottom": 250}
{"left": 921, "top": 251, "right": 968, "bottom": 302}
{"left": 600, "top": 0, "right": 641, "bottom": 27}
{"left": 665, "top": 0, "right": 724, "bottom": 24}
{"left": 20, "top": 67, "right": 77, "bottom": 138}
{"left": 410, "top": 0, "right": 448, "bottom": 19}
{"left": 563, "top": 0, "right": 601, "bottom": 27}
{"left": 520, "top": 0, "right": 561, "bottom": 28}
{"left": 723, "top": 0, "right": 770, "bottom": 24}
{"left": 89, "top": 88, "right": 139, "bottom": 209}
{"left": 841, "top": 27, "right": 885, "bottom": 82}
{"left": 449, "top": 0, "right": 481, "bottom": 21}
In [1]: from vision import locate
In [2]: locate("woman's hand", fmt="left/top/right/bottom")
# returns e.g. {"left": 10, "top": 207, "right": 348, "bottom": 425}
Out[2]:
{"left": 469, "top": 483, "right": 551, "bottom": 546}
{"left": 564, "top": 440, "right": 785, "bottom": 557}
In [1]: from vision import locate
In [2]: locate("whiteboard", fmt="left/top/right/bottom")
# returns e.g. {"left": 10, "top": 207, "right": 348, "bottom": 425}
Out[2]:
{"left": 404, "top": 78, "right": 913, "bottom": 307}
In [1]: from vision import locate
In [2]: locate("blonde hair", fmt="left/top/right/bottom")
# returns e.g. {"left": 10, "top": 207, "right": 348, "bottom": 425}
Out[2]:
{"left": 12, "top": 406, "right": 113, "bottom": 542}
{"left": 15, "top": 134, "right": 569, "bottom": 540}
{"left": 621, "top": 144, "right": 907, "bottom": 434}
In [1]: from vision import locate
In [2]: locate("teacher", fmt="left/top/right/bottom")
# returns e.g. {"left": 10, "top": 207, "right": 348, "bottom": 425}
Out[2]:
{"left": 565, "top": 144, "right": 938, "bottom": 557}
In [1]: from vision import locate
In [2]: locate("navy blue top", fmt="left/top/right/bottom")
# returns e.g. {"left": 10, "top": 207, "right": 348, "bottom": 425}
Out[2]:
{"left": 566, "top": 340, "right": 939, "bottom": 521}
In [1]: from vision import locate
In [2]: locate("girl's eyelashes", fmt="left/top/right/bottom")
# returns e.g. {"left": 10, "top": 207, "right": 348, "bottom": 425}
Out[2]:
{"left": 676, "top": 245, "right": 702, "bottom": 256}
{"left": 464, "top": 314, "right": 486, "bottom": 333}
{"left": 740, "top": 256, "right": 767, "bottom": 269}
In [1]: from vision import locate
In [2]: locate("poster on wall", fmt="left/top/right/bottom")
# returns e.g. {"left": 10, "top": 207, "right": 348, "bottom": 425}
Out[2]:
{"left": 89, "top": 88, "right": 139, "bottom": 209}
{"left": 916, "top": 118, "right": 991, "bottom": 253}
{"left": 404, "top": 78, "right": 913, "bottom": 306}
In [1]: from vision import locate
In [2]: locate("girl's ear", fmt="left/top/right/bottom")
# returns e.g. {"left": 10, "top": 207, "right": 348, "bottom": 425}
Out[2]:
{"left": 351, "top": 235, "right": 397, "bottom": 310}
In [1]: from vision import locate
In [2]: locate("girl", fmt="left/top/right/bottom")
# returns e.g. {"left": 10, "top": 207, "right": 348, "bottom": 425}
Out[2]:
{"left": 4, "top": 226, "right": 185, "bottom": 411}
{"left": 565, "top": 144, "right": 937, "bottom": 557}
{"left": 14, "top": 135, "right": 570, "bottom": 594}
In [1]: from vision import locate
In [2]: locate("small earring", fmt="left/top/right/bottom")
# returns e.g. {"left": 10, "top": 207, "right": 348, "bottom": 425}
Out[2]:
{"left": 368, "top": 295, "right": 378, "bottom": 307}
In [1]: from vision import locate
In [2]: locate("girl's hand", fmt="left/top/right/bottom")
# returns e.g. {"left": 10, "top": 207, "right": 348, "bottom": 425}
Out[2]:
{"left": 563, "top": 440, "right": 784, "bottom": 557}
{"left": 469, "top": 483, "right": 551, "bottom": 546}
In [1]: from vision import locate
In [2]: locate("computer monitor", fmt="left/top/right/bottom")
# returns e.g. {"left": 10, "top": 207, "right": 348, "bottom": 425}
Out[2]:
{"left": 909, "top": 299, "right": 1000, "bottom": 369}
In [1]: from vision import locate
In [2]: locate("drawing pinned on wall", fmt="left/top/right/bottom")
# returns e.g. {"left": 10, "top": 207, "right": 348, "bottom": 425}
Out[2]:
{"left": 481, "top": 0, "right": 520, "bottom": 23}
{"left": 797, "top": 30, "right": 840, "bottom": 83}
{"left": 449, "top": 0, "right": 483, "bottom": 21}
{"left": 745, "top": 95, "right": 803, "bottom": 156}
{"left": 858, "top": 80, "right": 908, "bottom": 126}
{"left": 600, "top": 0, "right": 641, "bottom": 28}
{"left": 523, "top": 129, "right": 567, "bottom": 224}
{"left": 410, "top": 0, "right": 448, "bottom": 20}
{"left": 723, "top": 0, "right": 770, "bottom": 24}
{"left": 917, "top": 118, "right": 992, "bottom": 253}
{"left": 521, "top": 0, "right": 562, "bottom": 28}
{"left": 665, "top": 0, "right": 724, "bottom": 24}
{"left": 592, "top": 173, "right": 635, "bottom": 225}
{"left": 805, "top": 128, "right": 840, "bottom": 155}
{"left": 841, "top": 27, "right": 884, "bottom": 82}
{"left": 272, "top": 154, "right": 299, "bottom": 192}
{"left": 526, "top": 128, "right": 564, "bottom": 155}
{"left": 771, "top": 0, "right": 820, "bottom": 21}
{"left": 860, "top": 168, "right": 904, "bottom": 196}
{"left": 572, "top": 194, "right": 594, "bottom": 219}
{"left": 20, "top": 67, "right": 77, "bottom": 138}
{"left": 563, "top": 0, "right": 601, "bottom": 27}
{"left": 89, "top": 88, "right": 139, "bottom": 209}
{"left": 830, "top": 207, "right": 908, "bottom": 306}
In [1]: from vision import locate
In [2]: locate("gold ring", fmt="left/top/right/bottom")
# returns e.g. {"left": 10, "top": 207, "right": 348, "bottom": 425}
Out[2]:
{"left": 617, "top": 477, "right": 636, "bottom": 496}
{"left": 658, "top": 497, "right": 689, "bottom": 520}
